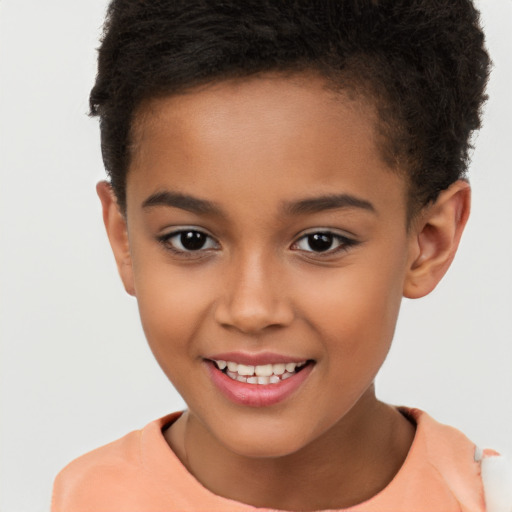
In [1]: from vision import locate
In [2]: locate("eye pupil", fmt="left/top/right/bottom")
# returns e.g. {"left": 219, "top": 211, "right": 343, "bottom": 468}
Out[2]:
{"left": 308, "top": 233, "right": 333, "bottom": 252}
{"left": 180, "top": 231, "right": 206, "bottom": 250}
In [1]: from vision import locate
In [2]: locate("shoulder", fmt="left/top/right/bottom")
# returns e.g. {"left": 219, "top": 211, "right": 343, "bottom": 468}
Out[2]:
{"left": 51, "top": 428, "right": 143, "bottom": 510}
{"left": 401, "top": 407, "right": 481, "bottom": 463}
{"left": 400, "top": 407, "right": 511, "bottom": 512}
{"left": 51, "top": 413, "right": 182, "bottom": 512}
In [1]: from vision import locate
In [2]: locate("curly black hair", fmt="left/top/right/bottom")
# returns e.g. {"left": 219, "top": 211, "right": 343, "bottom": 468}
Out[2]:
{"left": 90, "top": 0, "right": 490, "bottom": 214}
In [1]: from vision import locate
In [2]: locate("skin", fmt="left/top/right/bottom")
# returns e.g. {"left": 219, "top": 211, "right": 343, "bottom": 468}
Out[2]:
{"left": 98, "top": 72, "right": 470, "bottom": 510}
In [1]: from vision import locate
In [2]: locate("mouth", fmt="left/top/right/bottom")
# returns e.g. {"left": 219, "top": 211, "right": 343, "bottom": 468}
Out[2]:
{"left": 210, "top": 359, "right": 313, "bottom": 385}
{"left": 204, "top": 354, "right": 316, "bottom": 407}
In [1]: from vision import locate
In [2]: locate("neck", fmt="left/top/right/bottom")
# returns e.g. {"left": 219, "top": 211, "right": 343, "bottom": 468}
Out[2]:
{"left": 165, "top": 388, "right": 415, "bottom": 510}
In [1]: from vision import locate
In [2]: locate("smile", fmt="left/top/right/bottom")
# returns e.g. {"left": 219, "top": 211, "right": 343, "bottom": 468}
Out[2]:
{"left": 213, "top": 360, "right": 308, "bottom": 385}
{"left": 205, "top": 355, "right": 315, "bottom": 407}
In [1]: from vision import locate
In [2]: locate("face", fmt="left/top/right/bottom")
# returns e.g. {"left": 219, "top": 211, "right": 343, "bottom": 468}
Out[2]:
{"left": 122, "top": 74, "right": 417, "bottom": 457}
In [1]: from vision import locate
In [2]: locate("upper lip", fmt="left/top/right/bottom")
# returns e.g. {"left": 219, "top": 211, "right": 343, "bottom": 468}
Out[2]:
{"left": 205, "top": 351, "right": 311, "bottom": 366}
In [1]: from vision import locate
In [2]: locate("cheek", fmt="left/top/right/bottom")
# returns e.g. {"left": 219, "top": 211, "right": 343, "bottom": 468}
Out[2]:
{"left": 295, "top": 255, "right": 406, "bottom": 371}
{"left": 300, "top": 265, "right": 403, "bottom": 335}
{"left": 298, "top": 274, "right": 402, "bottom": 422}
{"left": 131, "top": 255, "right": 215, "bottom": 364}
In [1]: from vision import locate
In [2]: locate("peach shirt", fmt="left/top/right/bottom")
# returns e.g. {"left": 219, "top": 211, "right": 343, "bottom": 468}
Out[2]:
{"left": 52, "top": 408, "right": 487, "bottom": 512}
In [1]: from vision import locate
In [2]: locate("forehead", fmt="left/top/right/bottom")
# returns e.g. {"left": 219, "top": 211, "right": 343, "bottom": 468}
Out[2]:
{"left": 127, "top": 73, "right": 408, "bottom": 221}
{"left": 132, "top": 73, "right": 373, "bottom": 162}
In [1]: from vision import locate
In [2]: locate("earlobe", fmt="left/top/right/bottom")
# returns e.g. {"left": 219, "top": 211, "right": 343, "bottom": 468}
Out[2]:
{"left": 403, "top": 180, "right": 471, "bottom": 299}
{"left": 96, "top": 181, "right": 136, "bottom": 296}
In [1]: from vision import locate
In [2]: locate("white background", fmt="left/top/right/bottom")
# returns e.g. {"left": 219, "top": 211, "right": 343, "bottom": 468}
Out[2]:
{"left": 1, "top": 1, "right": 511, "bottom": 511}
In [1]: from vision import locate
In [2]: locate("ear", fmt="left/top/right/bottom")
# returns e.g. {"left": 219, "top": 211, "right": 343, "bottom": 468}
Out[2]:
{"left": 96, "top": 181, "right": 135, "bottom": 296}
{"left": 403, "top": 180, "right": 471, "bottom": 299}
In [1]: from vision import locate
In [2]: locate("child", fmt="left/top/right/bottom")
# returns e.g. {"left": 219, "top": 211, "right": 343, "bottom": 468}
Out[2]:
{"left": 51, "top": 0, "right": 509, "bottom": 510}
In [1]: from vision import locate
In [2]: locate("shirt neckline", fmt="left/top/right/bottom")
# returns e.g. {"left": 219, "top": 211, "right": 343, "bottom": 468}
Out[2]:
{"left": 140, "top": 408, "right": 478, "bottom": 511}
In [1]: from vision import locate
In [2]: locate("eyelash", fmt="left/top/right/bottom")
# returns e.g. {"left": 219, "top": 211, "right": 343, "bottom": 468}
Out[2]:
{"left": 291, "top": 231, "right": 358, "bottom": 256}
{"left": 157, "top": 229, "right": 358, "bottom": 258}
{"left": 158, "top": 229, "right": 220, "bottom": 258}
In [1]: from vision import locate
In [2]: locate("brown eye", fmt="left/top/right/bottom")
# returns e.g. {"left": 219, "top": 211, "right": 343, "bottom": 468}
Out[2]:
{"left": 160, "top": 229, "right": 219, "bottom": 253}
{"left": 293, "top": 231, "right": 356, "bottom": 255}
{"left": 306, "top": 233, "right": 335, "bottom": 252}
{"left": 180, "top": 231, "right": 208, "bottom": 250}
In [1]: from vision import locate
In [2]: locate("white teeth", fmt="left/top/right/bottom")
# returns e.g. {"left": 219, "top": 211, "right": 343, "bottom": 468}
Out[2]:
{"left": 255, "top": 364, "right": 273, "bottom": 377}
{"left": 215, "top": 359, "right": 309, "bottom": 384}
{"left": 273, "top": 363, "right": 285, "bottom": 375}
{"left": 237, "top": 364, "right": 255, "bottom": 376}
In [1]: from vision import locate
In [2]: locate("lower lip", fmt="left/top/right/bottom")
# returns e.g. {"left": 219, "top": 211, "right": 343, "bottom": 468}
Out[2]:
{"left": 205, "top": 361, "right": 314, "bottom": 407}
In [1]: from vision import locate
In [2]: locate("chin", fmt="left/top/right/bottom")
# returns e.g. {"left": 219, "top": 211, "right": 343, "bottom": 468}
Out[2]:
{"left": 228, "top": 437, "right": 305, "bottom": 459}
{"left": 212, "top": 420, "right": 317, "bottom": 459}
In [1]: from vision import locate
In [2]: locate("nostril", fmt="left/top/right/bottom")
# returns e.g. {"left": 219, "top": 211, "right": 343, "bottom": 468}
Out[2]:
{"left": 215, "top": 304, "right": 290, "bottom": 333}
{"left": 214, "top": 293, "right": 294, "bottom": 334}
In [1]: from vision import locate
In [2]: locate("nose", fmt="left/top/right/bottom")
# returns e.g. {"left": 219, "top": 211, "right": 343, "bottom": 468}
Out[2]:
{"left": 214, "top": 252, "right": 294, "bottom": 334}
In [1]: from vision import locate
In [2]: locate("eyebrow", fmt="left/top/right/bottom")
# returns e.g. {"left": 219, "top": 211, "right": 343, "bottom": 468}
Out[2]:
{"left": 142, "top": 191, "right": 223, "bottom": 216}
{"left": 142, "top": 190, "right": 376, "bottom": 217}
{"left": 283, "top": 194, "right": 376, "bottom": 216}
